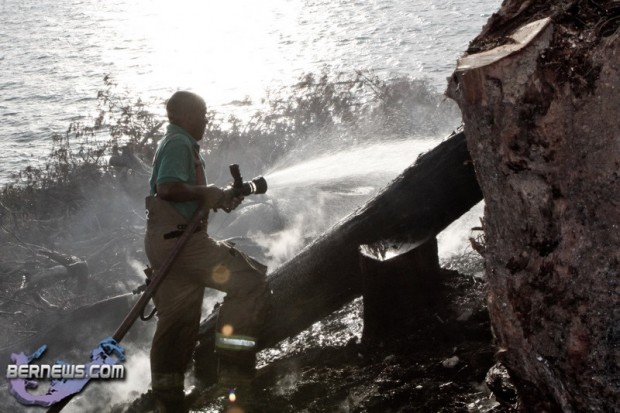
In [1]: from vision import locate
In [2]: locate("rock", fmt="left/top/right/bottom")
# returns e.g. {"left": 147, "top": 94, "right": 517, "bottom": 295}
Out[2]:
{"left": 441, "top": 355, "right": 460, "bottom": 368}
{"left": 485, "top": 363, "right": 517, "bottom": 406}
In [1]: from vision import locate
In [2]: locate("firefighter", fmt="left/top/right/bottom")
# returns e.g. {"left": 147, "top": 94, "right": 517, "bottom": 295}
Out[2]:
{"left": 144, "top": 91, "right": 271, "bottom": 412}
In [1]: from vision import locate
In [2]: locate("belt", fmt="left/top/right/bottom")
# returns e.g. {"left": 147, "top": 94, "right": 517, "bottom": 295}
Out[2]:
{"left": 163, "top": 224, "right": 205, "bottom": 240}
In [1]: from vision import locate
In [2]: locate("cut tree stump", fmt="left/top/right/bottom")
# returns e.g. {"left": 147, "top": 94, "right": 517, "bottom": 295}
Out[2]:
{"left": 360, "top": 237, "right": 442, "bottom": 346}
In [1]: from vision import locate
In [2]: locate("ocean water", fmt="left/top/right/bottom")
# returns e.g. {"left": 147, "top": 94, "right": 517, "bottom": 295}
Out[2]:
{"left": 0, "top": 0, "right": 501, "bottom": 184}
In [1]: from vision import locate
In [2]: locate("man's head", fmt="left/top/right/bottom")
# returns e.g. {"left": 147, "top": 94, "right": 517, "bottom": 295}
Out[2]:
{"left": 166, "top": 91, "right": 208, "bottom": 141}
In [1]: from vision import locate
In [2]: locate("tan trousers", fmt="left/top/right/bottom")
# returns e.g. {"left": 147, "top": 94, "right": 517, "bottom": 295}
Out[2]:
{"left": 144, "top": 196, "right": 270, "bottom": 394}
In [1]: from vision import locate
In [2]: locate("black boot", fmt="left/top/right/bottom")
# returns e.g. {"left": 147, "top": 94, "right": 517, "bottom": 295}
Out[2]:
{"left": 152, "top": 387, "right": 188, "bottom": 413}
{"left": 217, "top": 351, "right": 256, "bottom": 388}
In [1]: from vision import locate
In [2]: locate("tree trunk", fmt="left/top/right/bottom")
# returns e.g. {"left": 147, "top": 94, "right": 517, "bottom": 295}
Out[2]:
{"left": 195, "top": 129, "right": 482, "bottom": 378}
{"left": 447, "top": 3, "right": 620, "bottom": 411}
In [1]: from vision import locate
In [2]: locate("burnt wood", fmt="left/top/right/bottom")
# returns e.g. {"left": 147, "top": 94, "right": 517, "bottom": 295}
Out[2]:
{"left": 195, "top": 129, "right": 482, "bottom": 377}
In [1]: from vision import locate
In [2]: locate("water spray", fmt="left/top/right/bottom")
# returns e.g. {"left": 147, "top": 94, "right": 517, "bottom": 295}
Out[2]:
{"left": 261, "top": 139, "right": 439, "bottom": 191}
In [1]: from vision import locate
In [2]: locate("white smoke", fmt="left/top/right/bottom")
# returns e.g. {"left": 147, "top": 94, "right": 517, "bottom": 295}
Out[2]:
{"left": 63, "top": 343, "right": 152, "bottom": 413}
{"left": 437, "top": 201, "right": 484, "bottom": 260}
{"left": 252, "top": 214, "right": 309, "bottom": 269}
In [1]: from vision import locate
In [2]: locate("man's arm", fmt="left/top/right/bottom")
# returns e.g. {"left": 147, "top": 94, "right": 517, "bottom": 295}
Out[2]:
{"left": 157, "top": 182, "right": 241, "bottom": 211}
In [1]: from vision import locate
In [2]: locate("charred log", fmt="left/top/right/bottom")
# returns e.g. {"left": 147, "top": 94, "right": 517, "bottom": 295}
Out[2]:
{"left": 5, "top": 247, "right": 90, "bottom": 307}
{"left": 360, "top": 237, "right": 442, "bottom": 346}
{"left": 195, "top": 129, "right": 482, "bottom": 379}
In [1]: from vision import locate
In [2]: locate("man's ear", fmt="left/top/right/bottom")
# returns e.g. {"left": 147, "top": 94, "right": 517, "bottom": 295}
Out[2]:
{"left": 177, "top": 113, "right": 193, "bottom": 128}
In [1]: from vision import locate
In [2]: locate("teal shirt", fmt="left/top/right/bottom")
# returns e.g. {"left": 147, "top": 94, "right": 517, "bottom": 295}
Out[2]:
{"left": 149, "top": 124, "right": 207, "bottom": 220}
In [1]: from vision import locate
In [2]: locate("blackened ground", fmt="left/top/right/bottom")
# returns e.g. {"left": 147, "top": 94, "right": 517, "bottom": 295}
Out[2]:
{"left": 118, "top": 252, "right": 518, "bottom": 413}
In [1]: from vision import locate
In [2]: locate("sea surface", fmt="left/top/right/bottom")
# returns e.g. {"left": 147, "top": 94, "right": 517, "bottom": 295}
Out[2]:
{"left": 0, "top": 0, "right": 501, "bottom": 184}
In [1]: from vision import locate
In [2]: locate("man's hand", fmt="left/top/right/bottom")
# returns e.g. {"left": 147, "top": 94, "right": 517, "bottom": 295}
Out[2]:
{"left": 157, "top": 182, "right": 243, "bottom": 213}
{"left": 215, "top": 186, "right": 244, "bottom": 213}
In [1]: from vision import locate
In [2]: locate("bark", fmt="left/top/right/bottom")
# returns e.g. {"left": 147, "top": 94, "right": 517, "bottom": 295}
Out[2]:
{"left": 447, "top": 3, "right": 620, "bottom": 411}
{"left": 195, "top": 129, "right": 482, "bottom": 377}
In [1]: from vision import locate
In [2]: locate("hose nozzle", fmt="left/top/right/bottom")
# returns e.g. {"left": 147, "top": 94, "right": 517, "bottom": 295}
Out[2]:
{"left": 229, "top": 164, "right": 268, "bottom": 196}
